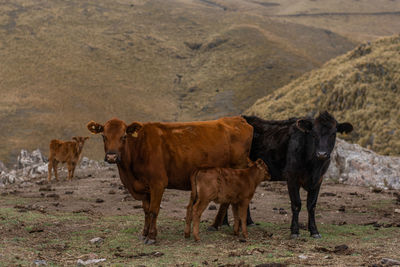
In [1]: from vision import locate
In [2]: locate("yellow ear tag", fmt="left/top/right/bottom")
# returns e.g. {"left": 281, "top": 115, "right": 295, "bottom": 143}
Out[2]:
{"left": 132, "top": 132, "right": 138, "bottom": 138}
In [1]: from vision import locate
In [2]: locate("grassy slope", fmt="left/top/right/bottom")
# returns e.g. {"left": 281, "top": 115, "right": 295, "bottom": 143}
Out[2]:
{"left": 1, "top": 0, "right": 399, "bottom": 163}
{"left": 246, "top": 35, "right": 400, "bottom": 155}
{"left": 0, "top": 0, "right": 356, "bottom": 164}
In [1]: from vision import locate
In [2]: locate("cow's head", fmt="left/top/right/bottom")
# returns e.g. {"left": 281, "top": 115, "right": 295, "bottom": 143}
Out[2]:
{"left": 72, "top": 136, "right": 89, "bottom": 150}
{"left": 296, "top": 111, "right": 353, "bottom": 160}
{"left": 87, "top": 118, "right": 143, "bottom": 164}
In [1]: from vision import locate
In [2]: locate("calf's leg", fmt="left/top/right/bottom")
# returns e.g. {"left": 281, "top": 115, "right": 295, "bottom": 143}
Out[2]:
{"left": 231, "top": 204, "right": 240, "bottom": 236}
{"left": 52, "top": 161, "right": 59, "bottom": 181}
{"left": 192, "top": 199, "right": 210, "bottom": 241}
{"left": 184, "top": 194, "right": 195, "bottom": 238}
{"left": 47, "top": 158, "right": 53, "bottom": 181}
{"left": 239, "top": 200, "right": 250, "bottom": 239}
{"left": 307, "top": 185, "right": 321, "bottom": 238}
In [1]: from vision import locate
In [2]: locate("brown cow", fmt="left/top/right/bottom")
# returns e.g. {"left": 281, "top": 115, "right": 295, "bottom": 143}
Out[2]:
{"left": 87, "top": 117, "right": 253, "bottom": 244}
{"left": 184, "top": 158, "right": 270, "bottom": 241}
{"left": 48, "top": 136, "right": 89, "bottom": 181}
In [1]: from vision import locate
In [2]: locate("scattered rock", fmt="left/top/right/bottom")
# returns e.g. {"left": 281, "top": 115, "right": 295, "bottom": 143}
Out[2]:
{"left": 33, "top": 259, "right": 47, "bottom": 266}
{"left": 320, "top": 192, "right": 336, "bottom": 197}
{"left": 333, "top": 244, "right": 350, "bottom": 254}
{"left": 90, "top": 237, "right": 104, "bottom": 244}
{"left": 279, "top": 208, "right": 287, "bottom": 215}
{"left": 255, "top": 264, "right": 287, "bottom": 267}
{"left": 77, "top": 258, "right": 106, "bottom": 266}
{"left": 338, "top": 206, "right": 346, "bottom": 212}
{"left": 108, "top": 190, "right": 116, "bottom": 195}
{"left": 208, "top": 204, "right": 217, "bottom": 210}
{"left": 133, "top": 205, "right": 142, "bottom": 209}
{"left": 394, "top": 209, "right": 400, "bottom": 214}
{"left": 95, "top": 198, "right": 104, "bottom": 203}
{"left": 28, "top": 226, "right": 44, "bottom": 233}
{"left": 298, "top": 254, "right": 308, "bottom": 260}
{"left": 65, "top": 191, "right": 74, "bottom": 195}
{"left": 381, "top": 258, "right": 400, "bottom": 266}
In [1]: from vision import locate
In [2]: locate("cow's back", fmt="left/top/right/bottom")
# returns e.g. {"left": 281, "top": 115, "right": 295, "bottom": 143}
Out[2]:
{"left": 134, "top": 116, "right": 253, "bottom": 190}
{"left": 49, "top": 140, "right": 76, "bottom": 162}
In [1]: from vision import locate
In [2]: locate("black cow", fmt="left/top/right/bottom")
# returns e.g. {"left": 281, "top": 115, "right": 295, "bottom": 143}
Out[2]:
{"left": 241, "top": 111, "right": 353, "bottom": 238}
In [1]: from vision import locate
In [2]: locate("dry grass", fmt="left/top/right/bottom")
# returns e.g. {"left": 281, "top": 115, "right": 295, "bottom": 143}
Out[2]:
{"left": 247, "top": 35, "right": 400, "bottom": 156}
{"left": 1, "top": 0, "right": 398, "bottom": 164}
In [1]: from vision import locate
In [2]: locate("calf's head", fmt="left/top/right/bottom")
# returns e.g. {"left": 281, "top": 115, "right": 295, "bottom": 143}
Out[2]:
{"left": 72, "top": 136, "right": 89, "bottom": 150}
{"left": 87, "top": 118, "right": 143, "bottom": 164}
{"left": 249, "top": 158, "right": 271, "bottom": 181}
{"left": 296, "top": 111, "right": 353, "bottom": 160}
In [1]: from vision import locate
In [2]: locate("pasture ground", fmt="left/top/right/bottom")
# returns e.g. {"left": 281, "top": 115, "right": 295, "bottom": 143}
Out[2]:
{"left": 0, "top": 166, "right": 399, "bottom": 266}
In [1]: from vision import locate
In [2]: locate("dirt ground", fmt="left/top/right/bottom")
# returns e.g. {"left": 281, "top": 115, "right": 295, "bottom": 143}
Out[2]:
{"left": 1, "top": 166, "right": 400, "bottom": 266}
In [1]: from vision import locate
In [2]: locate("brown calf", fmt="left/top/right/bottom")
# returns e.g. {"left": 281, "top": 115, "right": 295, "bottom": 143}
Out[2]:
{"left": 185, "top": 158, "right": 270, "bottom": 241}
{"left": 48, "top": 136, "right": 89, "bottom": 181}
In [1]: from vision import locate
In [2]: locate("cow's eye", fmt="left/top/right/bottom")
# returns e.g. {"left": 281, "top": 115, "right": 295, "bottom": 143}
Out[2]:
{"left": 121, "top": 135, "right": 127, "bottom": 142}
{"left": 102, "top": 135, "right": 107, "bottom": 142}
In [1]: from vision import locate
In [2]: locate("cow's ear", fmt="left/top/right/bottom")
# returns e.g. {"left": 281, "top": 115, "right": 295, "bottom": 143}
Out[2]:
{"left": 87, "top": 121, "right": 104, "bottom": 134}
{"left": 337, "top": 122, "right": 353, "bottom": 134}
{"left": 72, "top": 136, "right": 78, "bottom": 142}
{"left": 296, "top": 119, "right": 313, "bottom": 132}
{"left": 126, "top": 122, "right": 143, "bottom": 137}
{"left": 84, "top": 136, "right": 90, "bottom": 141}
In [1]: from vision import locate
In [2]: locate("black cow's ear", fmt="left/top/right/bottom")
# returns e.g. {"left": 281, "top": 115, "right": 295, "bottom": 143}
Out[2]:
{"left": 87, "top": 121, "right": 104, "bottom": 134}
{"left": 296, "top": 119, "right": 313, "bottom": 132}
{"left": 337, "top": 122, "right": 353, "bottom": 134}
{"left": 126, "top": 122, "right": 143, "bottom": 137}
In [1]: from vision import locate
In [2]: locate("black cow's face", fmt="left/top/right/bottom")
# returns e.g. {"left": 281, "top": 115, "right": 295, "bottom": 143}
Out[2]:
{"left": 296, "top": 112, "right": 353, "bottom": 160}
{"left": 87, "top": 119, "right": 143, "bottom": 164}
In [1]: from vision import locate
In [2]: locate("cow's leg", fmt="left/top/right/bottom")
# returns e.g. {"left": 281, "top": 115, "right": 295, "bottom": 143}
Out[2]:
{"left": 145, "top": 185, "right": 165, "bottom": 244}
{"left": 231, "top": 204, "right": 240, "bottom": 236}
{"left": 141, "top": 196, "right": 151, "bottom": 240}
{"left": 53, "top": 161, "right": 59, "bottom": 181}
{"left": 192, "top": 199, "right": 209, "bottom": 242}
{"left": 209, "top": 203, "right": 229, "bottom": 231}
{"left": 307, "top": 184, "right": 321, "bottom": 238}
{"left": 184, "top": 193, "right": 195, "bottom": 238}
{"left": 246, "top": 206, "right": 255, "bottom": 226}
{"left": 47, "top": 158, "right": 53, "bottom": 181}
{"left": 239, "top": 200, "right": 250, "bottom": 239}
{"left": 288, "top": 177, "right": 302, "bottom": 239}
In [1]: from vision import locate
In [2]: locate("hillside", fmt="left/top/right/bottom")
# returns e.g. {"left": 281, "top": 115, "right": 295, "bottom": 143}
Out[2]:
{"left": 0, "top": 0, "right": 398, "bottom": 164}
{"left": 246, "top": 35, "right": 400, "bottom": 156}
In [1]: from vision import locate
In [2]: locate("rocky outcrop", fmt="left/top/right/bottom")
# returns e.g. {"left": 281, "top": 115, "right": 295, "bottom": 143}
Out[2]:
{"left": 326, "top": 139, "right": 400, "bottom": 190}
{"left": 0, "top": 149, "right": 107, "bottom": 186}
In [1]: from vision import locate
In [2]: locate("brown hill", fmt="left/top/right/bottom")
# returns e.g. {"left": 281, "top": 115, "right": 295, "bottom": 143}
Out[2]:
{"left": 246, "top": 35, "right": 400, "bottom": 156}
{"left": 0, "top": 0, "right": 398, "bottom": 164}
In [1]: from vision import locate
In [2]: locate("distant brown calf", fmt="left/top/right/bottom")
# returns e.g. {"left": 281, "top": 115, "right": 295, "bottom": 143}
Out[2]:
{"left": 185, "top": 158, "right": 270, "bottom": 241}
{"left": 48, "top": 136, "right": 89, "bottom": 181}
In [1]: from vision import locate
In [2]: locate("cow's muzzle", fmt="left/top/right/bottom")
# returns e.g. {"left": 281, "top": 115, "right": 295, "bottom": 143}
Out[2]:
{"left": 105, "top": 153, "right": 119, "bottom": 164}
{"left": 316, "top": 151, "right": 329, "bottom": 160}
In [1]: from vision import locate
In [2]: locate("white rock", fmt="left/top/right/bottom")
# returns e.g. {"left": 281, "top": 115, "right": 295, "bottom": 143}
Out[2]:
{"left": 326, "top": 139, "right": 400, "bottom": 190}
{"left": 89, "top": 237, "right": 104, "bottom": 244}
{"left": 298, "top": 254, "right": 308, "bottom": 260}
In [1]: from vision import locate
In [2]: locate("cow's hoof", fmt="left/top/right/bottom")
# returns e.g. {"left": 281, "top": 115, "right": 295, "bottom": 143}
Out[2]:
{"left": 139, "top": 235, "right": 147, "bottom": 241}
{"left": 311, "top": 233, "right": 322, "bottom": 239}
{"left": 290, "top": 234, "right": 300, "bottom": 239}
{"left": 207, "top": 226, "right": 218, "bottom": 231}
{"left": 144, "top": 238, "right": 156, "bottom": 245}
{"left": 247, "top": 223, "right": 257, "bottom": 228}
